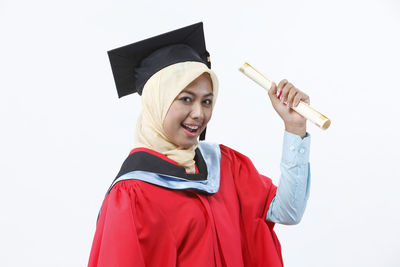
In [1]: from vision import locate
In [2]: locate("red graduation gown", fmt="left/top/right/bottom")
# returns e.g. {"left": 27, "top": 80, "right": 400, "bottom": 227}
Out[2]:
{"left": 88, "top": 144, "right": 283, "bottom": 267}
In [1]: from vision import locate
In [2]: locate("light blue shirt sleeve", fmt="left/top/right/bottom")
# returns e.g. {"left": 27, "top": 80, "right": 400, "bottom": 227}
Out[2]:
{"left": 266, "top": 131, "right": 311, "bottom": 225}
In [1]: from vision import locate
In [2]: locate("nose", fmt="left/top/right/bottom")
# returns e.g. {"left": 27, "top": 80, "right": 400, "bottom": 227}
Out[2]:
{"left": 190, "top": 101, "right": 204, "bottom": 121}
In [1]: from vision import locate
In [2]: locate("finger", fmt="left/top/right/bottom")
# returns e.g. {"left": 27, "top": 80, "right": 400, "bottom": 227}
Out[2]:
{"left": 293, "top": 92, "right": 303, "bottom": 107}
{"left": 269, "top": 82, "right": 278, "bottom": 96}
{"left": 293, "top": 91, "right": 310, "bottom": 107}
{"left": 287, "top": 88, "right": 298, "bottom": 107}
{"left": 277, "top": 79, "right": 288, "bottom": 90}
{"left": 277, "top": 79, "right": 288, "bottom": 98}
{"left": 268, "top": 82, "right": 280, "bottom": 106}
{"left": 293, "top": 92, "right": 308, "bottom": 107}
{"left": 303, "top": 93, "right": 310, "bottom": 105}
{"left": 280, "top": 82, "right": 294, "bottom": 103}
{"left": 277, "top": 89, "right": 283, "bottom": 100}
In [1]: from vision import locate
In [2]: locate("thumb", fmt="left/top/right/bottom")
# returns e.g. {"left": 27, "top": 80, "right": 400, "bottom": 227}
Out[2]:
{"left": 268, "top": 82, "right": 280, "bottom": 106}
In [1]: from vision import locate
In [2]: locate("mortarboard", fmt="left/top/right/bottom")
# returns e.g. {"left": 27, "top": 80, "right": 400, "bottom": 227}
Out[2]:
{"left": 108, "top": 22, "right": 211, "bottom": 98}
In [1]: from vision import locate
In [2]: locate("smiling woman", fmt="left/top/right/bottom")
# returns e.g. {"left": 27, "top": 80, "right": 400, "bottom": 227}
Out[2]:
{"left": 133, "top": 60, "right": 219, "bottom": 174}
{"left": 163, "top": 73, "right": 214, "bottom": 149}
{"left": 88, "top": 22, "right": 312, "bottom": 267}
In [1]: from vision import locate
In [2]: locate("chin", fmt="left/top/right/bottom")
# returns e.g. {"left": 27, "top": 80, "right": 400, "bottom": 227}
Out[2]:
{"left": 175, "top": 135, "right": 199, "bottom": 149}
{"left": 178, "top": 141, "right": 197, "bottom": 149}
{"left": 166, "top": 127, "right": 203, "bottom": 149}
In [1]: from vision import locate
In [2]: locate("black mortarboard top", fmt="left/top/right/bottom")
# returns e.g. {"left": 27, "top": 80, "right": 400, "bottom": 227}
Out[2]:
{"left": 108, "top": 22, "right": 211, "bottom": 98}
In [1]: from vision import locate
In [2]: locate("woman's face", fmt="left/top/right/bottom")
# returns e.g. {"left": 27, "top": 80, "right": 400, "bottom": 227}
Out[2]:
{"left": 163, "top": 73, "right": 214, "bottom": 148}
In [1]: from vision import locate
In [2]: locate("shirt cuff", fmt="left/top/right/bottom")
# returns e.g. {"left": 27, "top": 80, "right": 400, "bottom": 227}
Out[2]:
{"left": 281, "top": 130, "right": 311, "bottom": 165}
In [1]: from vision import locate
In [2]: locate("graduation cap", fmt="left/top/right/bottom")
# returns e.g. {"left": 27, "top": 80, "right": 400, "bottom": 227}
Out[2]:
{"left": 108, "top": 22, "right": 211, "bottom": 98}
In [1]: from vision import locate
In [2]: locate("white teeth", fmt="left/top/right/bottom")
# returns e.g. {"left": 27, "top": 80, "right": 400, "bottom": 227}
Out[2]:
{"left": 184, "top": 124, "right": 199, "bottom": 130}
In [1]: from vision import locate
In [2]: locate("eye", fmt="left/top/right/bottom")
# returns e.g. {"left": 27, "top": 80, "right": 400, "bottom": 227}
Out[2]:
{"left": 179, "top": 96, "right": 192, "bottom": 103}
{"left": 203, "top": 99, "right": 212, "bottom": 105}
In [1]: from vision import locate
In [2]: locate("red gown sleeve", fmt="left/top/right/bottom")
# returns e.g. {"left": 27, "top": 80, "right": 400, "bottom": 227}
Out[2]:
{"left": 220, "top": 145, "right": 283, "bottom": 266}
{"left": 88, "top": 183, "right": 146, "bottom": 267}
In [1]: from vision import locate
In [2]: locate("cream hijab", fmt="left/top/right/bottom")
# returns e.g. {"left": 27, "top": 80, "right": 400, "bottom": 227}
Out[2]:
{"left": 134, "top": 61, "right": 219, "bottom": 173}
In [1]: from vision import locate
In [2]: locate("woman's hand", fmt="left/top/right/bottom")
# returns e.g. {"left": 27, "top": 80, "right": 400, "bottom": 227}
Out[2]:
{"left": 268, "top": 79, "right": 310, "bottom": 138}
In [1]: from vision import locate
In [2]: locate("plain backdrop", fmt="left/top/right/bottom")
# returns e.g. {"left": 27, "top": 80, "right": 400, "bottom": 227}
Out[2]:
{"left": 1, "top": 0, "right": 399, "bottom": 266}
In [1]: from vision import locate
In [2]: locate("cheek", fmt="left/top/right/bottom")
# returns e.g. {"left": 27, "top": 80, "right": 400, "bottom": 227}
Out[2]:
{"left": 204, "top": 108, "right": 213, "bottom": 124}
{"left": 163, "top": 104, "right": 186, "bottom": 131}
{"left": 170, "top": 105, "right": 187, "bottom": 123}
{"left": 198, "top": 109, "right": 212, "bottom": 132}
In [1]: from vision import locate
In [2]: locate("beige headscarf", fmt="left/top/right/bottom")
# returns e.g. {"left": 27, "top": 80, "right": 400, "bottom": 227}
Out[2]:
{"left": 134, "top": 61, "right": 219, "bottom": 173}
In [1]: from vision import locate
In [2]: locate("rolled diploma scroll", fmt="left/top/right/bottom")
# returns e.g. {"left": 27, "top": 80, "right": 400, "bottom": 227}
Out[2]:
{"left": 239, "top": 62, "right": 331, "bottom": 130}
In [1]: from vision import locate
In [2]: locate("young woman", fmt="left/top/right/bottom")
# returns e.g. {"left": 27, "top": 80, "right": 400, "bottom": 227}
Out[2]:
{"left": 88, "top": 22, "right": 311, "bottom": 267}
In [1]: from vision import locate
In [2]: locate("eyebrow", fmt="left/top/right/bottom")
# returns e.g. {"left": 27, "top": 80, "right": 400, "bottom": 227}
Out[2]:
{"left": 180, "top": 90, "right": 213, "bottom": 97}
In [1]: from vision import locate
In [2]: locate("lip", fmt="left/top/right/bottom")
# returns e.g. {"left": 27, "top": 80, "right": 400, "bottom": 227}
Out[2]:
{"left": 182, "top": 122, "right": 202, "bottom": 127}
{"left": 182, "top": 126, "right": 198, "bottom": 137}
{"left": 181, "top": 123, "right": 201, "bottom": 138}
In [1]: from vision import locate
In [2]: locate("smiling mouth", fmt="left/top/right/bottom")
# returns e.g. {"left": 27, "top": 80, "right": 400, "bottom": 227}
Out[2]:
{"left": 181, "top": 123, "right": 201, "bottom": 133}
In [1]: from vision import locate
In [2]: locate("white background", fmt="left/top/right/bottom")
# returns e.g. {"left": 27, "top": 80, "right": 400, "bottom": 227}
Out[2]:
{"left": 1, "top": 0, "right": 399, "bottom": 266}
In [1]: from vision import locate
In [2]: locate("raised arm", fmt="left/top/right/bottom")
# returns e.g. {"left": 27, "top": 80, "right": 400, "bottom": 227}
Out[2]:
{"left": 265, "top": 80, "right": 311, "bottom": 225}
{"left": 266, "top": 130, "right": 310, "bottom": 224}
